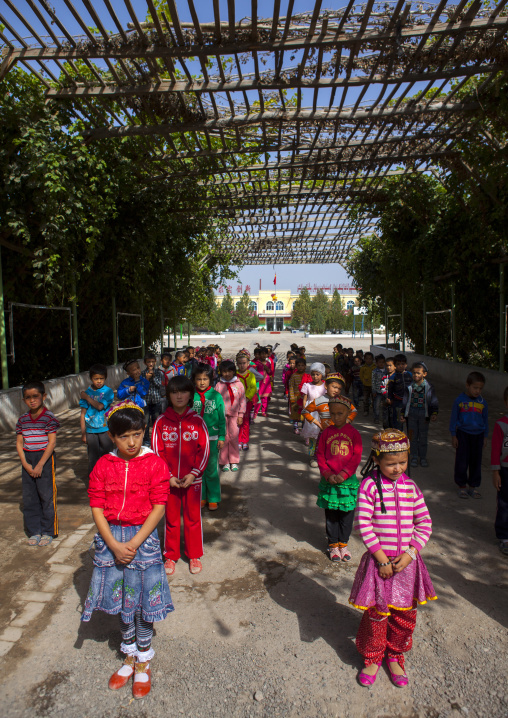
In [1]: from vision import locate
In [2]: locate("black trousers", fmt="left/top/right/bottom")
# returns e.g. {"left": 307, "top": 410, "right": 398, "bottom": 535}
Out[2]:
{"left": 325, "top": 508, "right": 355, "bottom": 545}
{"left": 86, "top": 432, "right": 114, "bottom": 479}
{"left": 454, "top": 429, "right": 484, "bottom": 488}
{"left": 144, "top": 403, "right": 162, "bottom": 444}
{"left": 495, "top": 467, "right": 508, "bottom": 541}
{"left": 22, "top": 451, "right": 58, "bottom": 537}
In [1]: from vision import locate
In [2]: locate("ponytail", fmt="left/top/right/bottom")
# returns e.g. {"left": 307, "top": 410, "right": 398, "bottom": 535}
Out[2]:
{"left": 374, "top": 466, "right": 387, "bottom": 514}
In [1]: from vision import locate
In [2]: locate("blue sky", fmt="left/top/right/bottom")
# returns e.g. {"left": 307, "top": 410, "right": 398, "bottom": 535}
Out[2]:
{"left": 228, "top": 263, "right": 352, "bottom": 294}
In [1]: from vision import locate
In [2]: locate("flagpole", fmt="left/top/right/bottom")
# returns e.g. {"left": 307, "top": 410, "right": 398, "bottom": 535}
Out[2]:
{"left": 273, "top": 266, "right": 276, "bottom": 332}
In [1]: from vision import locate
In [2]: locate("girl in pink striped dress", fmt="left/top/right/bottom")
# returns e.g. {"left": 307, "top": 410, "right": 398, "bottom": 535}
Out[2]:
{"left": 349, "top": 429, "right": 436, "bottom": 688}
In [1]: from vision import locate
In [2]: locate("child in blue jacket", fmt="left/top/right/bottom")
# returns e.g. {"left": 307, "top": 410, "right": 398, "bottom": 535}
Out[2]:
{"left": 449, "top": 371, "right": 488, "bottom": 498}
{"left": 117, "top": 359, "right": 150, "bottom": 409}
{"left": 80, "top": 363, "right": 115, "bottom": 477}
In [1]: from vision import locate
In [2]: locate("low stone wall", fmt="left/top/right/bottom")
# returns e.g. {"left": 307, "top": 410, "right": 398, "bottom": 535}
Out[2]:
{"left": 0, "top": 361, "right": 137, "bottom": 432}
{"left": 370, "top": 345, "right": 508, "bottom": 404}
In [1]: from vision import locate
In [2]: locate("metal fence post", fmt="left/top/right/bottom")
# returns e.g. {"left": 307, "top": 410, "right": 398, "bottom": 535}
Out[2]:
{"left": 401, "top": 291, "right": 405, "bottom": 352}
{"left": 160, "top": 302, "right": 164, "bottom": 356}
{"left": 423, "top": 295, "right": 426, "bottom": 356}
{"left": 141, "top": 301, "right": 145, "bottom": 357}
{"left": 385, "top": 301, "right": 388, "bottom": 349}
{"left": 112, "top": 294, "right": 118, "bottom": 365}
{"left": 71, "top": 278, "right": 79, "bottom": 374}
{"left": 0, "top": 248, "right": 9, "bottom": 389}
{"left": 500, "top": 265, "right": 505, "bottom": 371}
{"left": 451, "top": 282, "right": 457, "bottom": 363}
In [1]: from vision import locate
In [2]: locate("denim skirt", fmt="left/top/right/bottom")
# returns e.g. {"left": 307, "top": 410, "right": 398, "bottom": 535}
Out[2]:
{"left": 81, "top": 524, "right": 174, "bottom": 624}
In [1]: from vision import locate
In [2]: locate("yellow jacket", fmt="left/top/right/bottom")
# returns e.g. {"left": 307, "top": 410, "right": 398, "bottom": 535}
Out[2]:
{"left": 359, "top": 364, "right": 375, "bottom": 388}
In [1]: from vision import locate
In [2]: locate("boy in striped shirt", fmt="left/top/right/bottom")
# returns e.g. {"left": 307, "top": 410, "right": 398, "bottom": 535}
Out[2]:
{"left": 16, "top": 381, "right": 60, "bottom": 546}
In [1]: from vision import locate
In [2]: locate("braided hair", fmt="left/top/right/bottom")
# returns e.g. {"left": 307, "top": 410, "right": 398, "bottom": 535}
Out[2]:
{"left": 360, "top": 452, "right": 387, "bottom": 514}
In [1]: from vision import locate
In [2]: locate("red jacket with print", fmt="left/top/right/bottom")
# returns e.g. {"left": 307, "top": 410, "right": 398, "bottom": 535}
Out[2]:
{"left": 151, "top": 406, "right": 210, "bottom": 482}
{"left": 88, "top": 448, "right": 170, "bottom": 526}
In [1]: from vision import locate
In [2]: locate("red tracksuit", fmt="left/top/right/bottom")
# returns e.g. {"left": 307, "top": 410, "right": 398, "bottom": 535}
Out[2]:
{"left": 152, "top": 407, "right": 210, "bottom": 561}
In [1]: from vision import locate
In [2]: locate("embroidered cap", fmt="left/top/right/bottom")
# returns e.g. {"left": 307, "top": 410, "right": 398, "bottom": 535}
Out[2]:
{"left": 328, "top": 395, "right": 352, "bottom": 409}
{"left": 372, "top": 429, "right": 410, "bottom": 454}
{"left": 325, "top": 372, "right": 346, "bottom": 386}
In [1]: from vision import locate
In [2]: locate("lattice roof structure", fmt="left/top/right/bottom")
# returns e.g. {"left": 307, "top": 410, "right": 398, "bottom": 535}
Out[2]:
{"left": 1, "top": 0, "right": 507, "bottom": 264}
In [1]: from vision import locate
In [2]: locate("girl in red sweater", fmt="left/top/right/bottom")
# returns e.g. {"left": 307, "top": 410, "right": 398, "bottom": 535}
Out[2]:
{"left": 315, "top": 396, "right": 363, "bottom": 562}
{"left": 152, "top": 375, "right": 210, "bottom": 576}
{"left": 82, "top": 401, "right": 173, "bottom": 699}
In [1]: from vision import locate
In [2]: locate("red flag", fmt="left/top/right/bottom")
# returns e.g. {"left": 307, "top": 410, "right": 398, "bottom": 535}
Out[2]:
{"left": 273, "top": 273, "right": 277, "bottom": 285}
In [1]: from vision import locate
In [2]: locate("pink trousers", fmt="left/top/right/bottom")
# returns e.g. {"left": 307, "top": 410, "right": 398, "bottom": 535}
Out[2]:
{"left": 239, "top": 400, "right": 253, "bottom": 444}
{"left": 260, "top": 395, "right": 271, "bottom": 415}
{"left": 219, "top": 415, "right": 240, "bottom": 464}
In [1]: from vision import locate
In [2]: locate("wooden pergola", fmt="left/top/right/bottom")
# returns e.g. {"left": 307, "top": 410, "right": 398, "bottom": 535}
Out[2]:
{"left": 1, "top": 0, "right": 507, "bottom": 264}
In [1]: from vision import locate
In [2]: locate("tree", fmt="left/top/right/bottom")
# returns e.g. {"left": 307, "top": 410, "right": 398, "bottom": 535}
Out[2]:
{"left": 310, "top": 309, "right": 327, "bottom": 334}
{"left": 0, "top": 66, "right": 235, "bottom": 384}
{"left": 291, "top": 287, "right": 314, "bottom": 329}
{"left": 247, "top": 313, "right": 261, "bottom": 329}
{"left": 234, "top": 290, "right": 253, "bottom": 329}
{"left": 207, "top": 302, "right": 230, "bottom": 334}
{"left": 309, "top": 289, "right": 330, "bottom": 333}
{"left": 344, "top": 74, "right": 508, "bottom": 369}
{"left": 327, "top": 290, "right": 345, "bottom": 332}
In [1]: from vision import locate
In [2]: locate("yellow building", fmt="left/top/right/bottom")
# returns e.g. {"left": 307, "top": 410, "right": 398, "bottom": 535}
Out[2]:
{"left": 216, "top": 285, "right": 359, "bottom": 331}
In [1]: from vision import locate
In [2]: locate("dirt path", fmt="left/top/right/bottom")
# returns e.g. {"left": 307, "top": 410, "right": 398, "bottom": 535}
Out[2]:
{"left": 1, "top": 336, "right": 507, "bottom": 718}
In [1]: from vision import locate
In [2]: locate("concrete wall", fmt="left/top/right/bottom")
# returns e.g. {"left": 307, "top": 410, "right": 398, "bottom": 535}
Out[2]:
{"left": 0, "top": 361, "right": 139, "bottom": 433}
{"left": 371, "top": 345, "right": 508, "bottom": 403}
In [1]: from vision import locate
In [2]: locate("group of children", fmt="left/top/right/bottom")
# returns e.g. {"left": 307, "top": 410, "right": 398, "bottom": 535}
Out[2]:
{"left": 13, "top": 338, "right": 508, "bottom": 696}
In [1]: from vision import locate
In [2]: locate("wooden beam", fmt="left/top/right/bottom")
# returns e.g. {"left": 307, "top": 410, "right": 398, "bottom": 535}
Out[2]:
{"left": 9, "top": 15, "right": 508, "bottom": 61}
{"left": 0, "top": 52, "right": 16, "bottom": 81}
{"left": 45, "top": 62, "right": 502, "bottom": 99}
{"left": 85, "top": 102, "right": 479, "bottom": 140}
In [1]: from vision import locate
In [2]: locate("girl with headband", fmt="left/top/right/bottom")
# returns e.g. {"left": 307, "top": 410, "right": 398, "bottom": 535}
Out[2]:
{"left": 315, "top": 396, "right": 362, "bottom": 562}
{"left": 349, "top": 429, "right": 436, "bottom": 688}
{"left": 82, "top": 401, "right": 173, "bottom": 699}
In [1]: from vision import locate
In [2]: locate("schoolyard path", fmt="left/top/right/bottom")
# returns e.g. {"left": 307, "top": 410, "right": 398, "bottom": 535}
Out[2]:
{"left": 1, "top": 336, "right": 507, "bottom": 718}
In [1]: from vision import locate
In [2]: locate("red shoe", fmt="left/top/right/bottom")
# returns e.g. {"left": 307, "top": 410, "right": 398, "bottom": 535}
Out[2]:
{"left": 108, "top": 656, "right": 135, "bottom": 690}
{"left": 189, "top": 558, "right": 202, "bottom": 574}
{"left": 164, "top": 559, "right": 176, "bottom": 576}
{"left": 132, "top": 663, "right": 151, "bottom": 699}
{"left": 208, "top": 502, "right": 218, "bottom": 511}
{"left": 200, "top": 500, "right": 207, "bottom": 509}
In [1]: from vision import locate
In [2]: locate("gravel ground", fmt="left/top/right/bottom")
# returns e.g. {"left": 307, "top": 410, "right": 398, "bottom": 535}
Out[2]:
{"left": 1, "top": 335, "right": 508, "bottom": 718}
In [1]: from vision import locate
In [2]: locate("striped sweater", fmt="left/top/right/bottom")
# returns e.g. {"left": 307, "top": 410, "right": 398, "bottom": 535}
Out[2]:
{"left": 354, "top": 473, "right": 432, "bottom": 556}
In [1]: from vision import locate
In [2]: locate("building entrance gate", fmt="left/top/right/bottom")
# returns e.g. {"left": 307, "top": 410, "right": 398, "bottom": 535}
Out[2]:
{"left": 266, "top": 318, "right": 284, "bottom": 332}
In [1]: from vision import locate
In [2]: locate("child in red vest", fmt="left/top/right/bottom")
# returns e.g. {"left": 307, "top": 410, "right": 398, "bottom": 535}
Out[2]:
{"left": 152, "top": 375, "right": 209, "bottom": 576}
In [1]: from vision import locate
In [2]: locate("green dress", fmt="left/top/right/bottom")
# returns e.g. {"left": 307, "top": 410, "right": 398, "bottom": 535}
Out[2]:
{"left": 316, "top": 474, "right": 360, "bottom": 511}
{"left": 193, "top": 388, "right": 226, "bottom": 503}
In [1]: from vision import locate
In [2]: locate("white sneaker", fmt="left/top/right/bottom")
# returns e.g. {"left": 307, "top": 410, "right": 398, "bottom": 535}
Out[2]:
{"left": 221, "top": 464, "right": 230, "bottom": 472}
{"left": 230, "top": 463, "right": 239, "bottom": 472}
